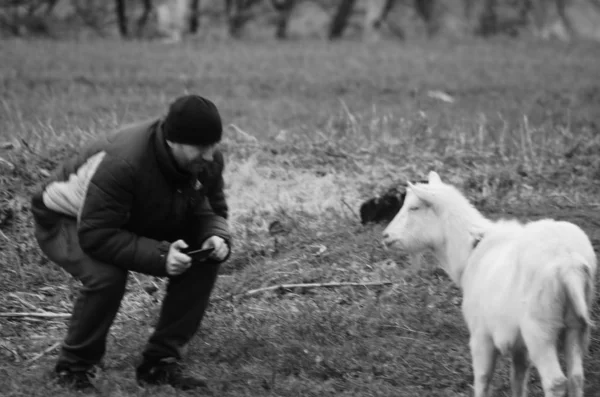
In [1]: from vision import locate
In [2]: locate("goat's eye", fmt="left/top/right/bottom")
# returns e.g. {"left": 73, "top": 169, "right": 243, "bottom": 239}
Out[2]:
{"left": 408, "top": 206, "right": 419, "bottom": 211}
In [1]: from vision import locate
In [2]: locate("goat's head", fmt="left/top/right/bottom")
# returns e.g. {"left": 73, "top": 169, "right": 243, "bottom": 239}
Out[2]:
{"left": 382, "top": 171, "right": 445, "bottom": 253}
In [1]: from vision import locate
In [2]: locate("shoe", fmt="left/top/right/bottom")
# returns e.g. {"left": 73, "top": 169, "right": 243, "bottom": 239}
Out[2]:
{"left": 136, "top": 357, "right": 210, "bottom": 392}
{"left": 54, "top": 364, "right": 96, "bottom": 391}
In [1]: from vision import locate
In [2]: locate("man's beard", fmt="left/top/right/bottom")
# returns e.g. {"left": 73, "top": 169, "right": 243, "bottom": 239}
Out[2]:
{"left": 186, "top": 159, "right": 209, "bottom": 175}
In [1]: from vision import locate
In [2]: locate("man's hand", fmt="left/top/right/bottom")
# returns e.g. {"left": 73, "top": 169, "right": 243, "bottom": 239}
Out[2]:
{"left": 166, "top": 239, "right": 192, "bottom": 276}
{"left": 201, "top": 236, "right": 229, "bottom": 261}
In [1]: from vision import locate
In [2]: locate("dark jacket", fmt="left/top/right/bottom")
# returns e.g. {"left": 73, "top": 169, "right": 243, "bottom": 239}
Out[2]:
{"left": 30, "top": 118, "right": 231, "bottom": 277}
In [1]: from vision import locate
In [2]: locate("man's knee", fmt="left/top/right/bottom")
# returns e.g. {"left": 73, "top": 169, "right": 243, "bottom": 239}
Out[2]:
{"left": 167, "top": 262, "right": 219, "bottom": 296}
{"left": 186, "top": 262, "right": 219, "bottom": 284}
{"left": 80, "top": 262, "right": 128, "bottom": 294}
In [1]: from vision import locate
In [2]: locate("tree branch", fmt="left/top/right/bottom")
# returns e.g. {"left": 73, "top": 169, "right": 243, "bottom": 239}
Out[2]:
{"left": 26, "top": 341, "right": 61, "bottom": 364}
{"left": 2, "top": 282, "right": 398, "bottom": 319}
{"left": 215, "top": 280, "right": 396, "bottom": 301}
{"left": 0, "top": 312, "right": 71, "bottom": 318}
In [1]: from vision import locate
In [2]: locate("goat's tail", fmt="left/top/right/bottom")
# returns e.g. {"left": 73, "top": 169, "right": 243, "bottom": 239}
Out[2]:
{"left": 561, "top": 254, "right": 595, "bottom": 330}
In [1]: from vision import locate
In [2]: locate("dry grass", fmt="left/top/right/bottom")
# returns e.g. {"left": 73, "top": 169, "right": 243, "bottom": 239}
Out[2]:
{"left": 1, "top": 35, "right": 600, "bottom": 397}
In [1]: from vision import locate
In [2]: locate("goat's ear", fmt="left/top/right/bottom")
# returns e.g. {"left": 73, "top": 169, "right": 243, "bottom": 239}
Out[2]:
{"left": 428, "top": 171, "right": 442, "bottom": 185}
{"left": 408, "top": 184, "right": 437, "bottom": 207}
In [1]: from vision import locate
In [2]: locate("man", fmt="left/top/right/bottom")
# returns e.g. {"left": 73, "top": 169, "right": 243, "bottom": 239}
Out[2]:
{"left": 30, "top": 94, "right": 232, "bottom": 392}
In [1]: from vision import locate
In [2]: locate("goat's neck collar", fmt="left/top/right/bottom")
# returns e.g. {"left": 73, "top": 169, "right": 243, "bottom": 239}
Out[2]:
{"left": 439, "top": 231, "right": 487, "bottom": 287}
{"left": 472, "top": 234, "right": 484, "bottom": 250}
{"left": 455, "top": 233, "right": 487, "bottom": 288}
{"left": 433, "top": 206, "right": 491, "bottom": 287}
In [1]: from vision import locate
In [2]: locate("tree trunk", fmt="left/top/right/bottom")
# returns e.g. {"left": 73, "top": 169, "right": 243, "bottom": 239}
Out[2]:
{"left": 115, "top": 0, "right": 128, "bottom": 37}
{"left": 364, "top": 0, "right": 397, "bottom": 40}
{"left": 227, "top": 0, "right": 259, "bottom": 38}
{"left": 271, "top": 0, "right": 295, "bottom": 39}
{"left": 414, "top": 0, "right": 440, "bottom": 36}
{"left": 136, "top": 0, "right": 153, "bottom": 37}
{"left": 189, "top": 0, "right": 200, "bottom": 33}
{"left": 329, "top": 0, "right": 357, "bottom": 39}
{"left": 45, "top": 0, "right": 59, "bottom": 16}
{"left": 478, "top": 0, "right": 498, "bottom": 36}
{"left": 414, "top": 0, "right": 435, "bottom": 22}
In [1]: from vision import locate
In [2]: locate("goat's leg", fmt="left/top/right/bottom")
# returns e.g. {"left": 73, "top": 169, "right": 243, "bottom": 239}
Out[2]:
{"left": 564, "top": 326, "right": 588, "bottom": 397}
{"left": 470, "top": 334, "right": 499, "bottom": 397}
{"left": 523, "top": 328, "right": 567, "bottom": 397}
{"left": 510, "top": 349, "right": 530, "bottom": 397}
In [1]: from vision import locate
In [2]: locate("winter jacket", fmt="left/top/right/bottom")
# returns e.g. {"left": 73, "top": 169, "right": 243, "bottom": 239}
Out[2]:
{"left": 30, "top": 117, "right": 231, "bottom": 277}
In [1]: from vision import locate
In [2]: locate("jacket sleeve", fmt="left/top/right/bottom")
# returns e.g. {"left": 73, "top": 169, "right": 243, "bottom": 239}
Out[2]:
{"left": 77, "top": 154, "right": 170, "bottom": 277}
{"left": 190, "top": 151, "right": 232, "bottom": 262}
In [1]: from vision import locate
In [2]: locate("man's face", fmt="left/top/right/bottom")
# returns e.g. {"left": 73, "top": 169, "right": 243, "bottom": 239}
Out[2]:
{"left": 167, "top": 141, "right": 215, "bottom": 174}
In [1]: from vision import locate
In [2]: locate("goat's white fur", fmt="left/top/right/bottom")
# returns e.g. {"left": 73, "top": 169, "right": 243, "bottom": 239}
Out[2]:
{"left": 382, "top": 171, "right": 597, "bottom": 397}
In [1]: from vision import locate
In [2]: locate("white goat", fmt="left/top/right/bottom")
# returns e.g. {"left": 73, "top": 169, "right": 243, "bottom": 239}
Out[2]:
{"left": 382, "top": 171, "right": 597, "bottom": 397}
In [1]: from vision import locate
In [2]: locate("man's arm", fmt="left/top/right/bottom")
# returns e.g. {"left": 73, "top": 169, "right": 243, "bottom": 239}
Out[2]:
{"left": 77, "top": 154, "right": 170, "bottom": 277}
{"left": 191, "top": 150, "right": 232, "bottom": 262}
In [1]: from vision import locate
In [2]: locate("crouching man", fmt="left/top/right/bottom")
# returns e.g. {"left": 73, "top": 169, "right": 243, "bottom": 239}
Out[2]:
{"left": 30, "top": 94, "right": 232, "bottom": 392}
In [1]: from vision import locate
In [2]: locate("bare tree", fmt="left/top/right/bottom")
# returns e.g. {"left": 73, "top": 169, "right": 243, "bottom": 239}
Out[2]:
{"left": 478, "top": 0, "right": 498, "bottom": 36}
{"left": 0, "top": 0, "right": 59, "bottom": 36}
{"left": 189, "top": 0, "right": 200, "bottom": 33}
{"left": 330, "top": 0, "right": 429, "bottom": 41}
{"left": 226, "top": 0, "right": 297, "bottom": 39}
{"left": 528, "top": 0, "right": 574, "bottom": 38}
{"left": 328, "top": 0, "right": 357, "bottom": 39}
{"left": 468, "top": 0, "right": 600, "bottom": 40}
{"left": 271, "top": 0, "right": 295, "bottom": 39}
{"left": 413, "top": 0, "right": 439, "bottom": 35}
{"left": 364, "top": 0, "right": 399, "bottom": 39}
{"left": 115, "top": 0, "right": 153, "bottom": 37}
{"left": 226, "top": 0, "right": 260, "bottom": 37}
{"left": 114, "top": 0, "right": 201, "bottom": 38}
{"left": 0, "top": 0, "right": 58, "bottom": 15}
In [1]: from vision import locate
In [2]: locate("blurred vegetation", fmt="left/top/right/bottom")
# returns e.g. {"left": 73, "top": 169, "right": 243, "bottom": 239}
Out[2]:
{"left": 0, "top": 0, "right": 572, "bottom": 41}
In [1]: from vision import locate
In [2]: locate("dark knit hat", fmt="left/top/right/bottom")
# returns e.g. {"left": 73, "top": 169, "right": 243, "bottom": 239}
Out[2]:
{"left": 163, "top": 94, "right": 223, "bottom": 146}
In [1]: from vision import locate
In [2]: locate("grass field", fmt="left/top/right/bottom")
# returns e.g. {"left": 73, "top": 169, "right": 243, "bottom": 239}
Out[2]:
{"left": 1, "top": 34, "right": 600, "bottom": 397}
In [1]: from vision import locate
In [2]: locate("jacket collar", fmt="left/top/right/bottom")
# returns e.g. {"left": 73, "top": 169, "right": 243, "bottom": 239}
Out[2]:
{"left": 153, "top": 119, "right": 194, "bottom": 187}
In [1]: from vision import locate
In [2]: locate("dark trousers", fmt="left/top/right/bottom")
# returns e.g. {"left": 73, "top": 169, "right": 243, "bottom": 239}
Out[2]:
{"left": 33, "top": 216, "right": 220, "bottom": 370}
